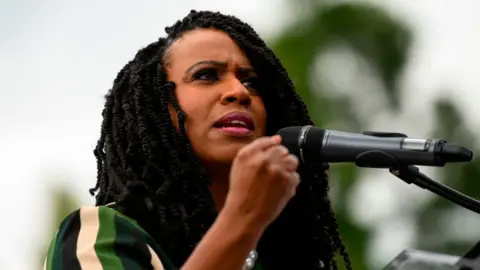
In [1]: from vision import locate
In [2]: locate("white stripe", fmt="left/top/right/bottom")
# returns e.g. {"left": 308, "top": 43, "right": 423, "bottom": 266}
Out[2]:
{"left": 148, "top": 245, "right": 165, "bottom": 270}
{"left": 105, "top": 202, "right": 116, "bottom": 207}
{"left": 77, "top": 207, "right": 103, "bottom": 270}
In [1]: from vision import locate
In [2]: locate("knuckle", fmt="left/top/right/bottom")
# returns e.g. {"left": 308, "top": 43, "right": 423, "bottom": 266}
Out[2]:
{"left": 236, "top": 147, "right": 247, "bottom": 157}
{"left": 288, "top": 171, "right": 300, "bottom": 184}
{"left": 292, "top": 172, "right": 300, "bottom": 182}
{"left": 266, "top": 163, "right": 281, "bottom": 175}
{"left": 290, "top": 186, "right": 298, "bottom": 197}
{"left": 274, "top": 145, "right": 289, "bottom": 156}
{"left": 279, "top": 145, "right": 290, "bottom": 154}
{"left": 282, "top": 155, "right": 299, "bottom": 171}
{"left": 290, "top": 154, "right": 299, "bottom": 166}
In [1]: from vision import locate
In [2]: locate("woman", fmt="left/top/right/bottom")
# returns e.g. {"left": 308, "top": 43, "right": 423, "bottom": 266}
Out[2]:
{"left": 44, "top": 10, "right": 351, "bottom": 270}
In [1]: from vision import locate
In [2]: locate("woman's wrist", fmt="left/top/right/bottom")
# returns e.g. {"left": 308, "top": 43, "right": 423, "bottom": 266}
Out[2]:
{"left": 218, "top": 201, "right": 267, "bottom": 241}
{"left": 181, "top": 202, "right": 264, "bottom": 270}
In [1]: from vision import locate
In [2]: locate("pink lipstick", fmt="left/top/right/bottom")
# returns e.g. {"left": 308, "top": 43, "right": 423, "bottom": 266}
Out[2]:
{"left": 213, "top": 112, "right": 255, "bottom": 136}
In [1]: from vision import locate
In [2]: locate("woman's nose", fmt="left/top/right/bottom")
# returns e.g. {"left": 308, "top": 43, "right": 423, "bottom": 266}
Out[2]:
{"left": 220, "top": 78, "right": 251, "bottom": 107}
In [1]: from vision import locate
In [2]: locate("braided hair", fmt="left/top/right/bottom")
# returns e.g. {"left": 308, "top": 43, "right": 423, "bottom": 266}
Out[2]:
{"left": 89, "top": 10, "right": 351, "bottom": 270}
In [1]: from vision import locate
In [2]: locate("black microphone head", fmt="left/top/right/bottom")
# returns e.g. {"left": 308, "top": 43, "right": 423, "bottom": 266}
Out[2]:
{"left": 277, "top": 126, "right": 326, "bottom": 164}
{"left": 277, "top": 126, "right": 303, "bottom": 159}
{"left": 441, "top": 144, "right": 474, "bottom": 162}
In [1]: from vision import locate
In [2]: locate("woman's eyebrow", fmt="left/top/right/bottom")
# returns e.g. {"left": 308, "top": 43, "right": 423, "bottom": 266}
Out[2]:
{"left": 185, "top": 60, "right": 227, "bottom": 74}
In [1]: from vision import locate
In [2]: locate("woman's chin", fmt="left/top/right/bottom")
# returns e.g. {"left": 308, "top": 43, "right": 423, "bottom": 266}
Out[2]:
{"left": 202, "top": 146, "right": 245, "bottom": 165}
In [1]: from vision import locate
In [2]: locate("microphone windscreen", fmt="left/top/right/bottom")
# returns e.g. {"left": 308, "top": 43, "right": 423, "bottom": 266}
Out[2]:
{"left": 277, "top": 126, "right": 326, "bottom": 163}
{"left": 277, "top": 126, "right": 302, "bottom": 156}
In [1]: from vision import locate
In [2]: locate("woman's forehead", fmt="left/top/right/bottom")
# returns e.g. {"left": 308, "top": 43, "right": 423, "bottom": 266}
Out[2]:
{"left": 166, "top": 28, "right": 253, "bottom": 68}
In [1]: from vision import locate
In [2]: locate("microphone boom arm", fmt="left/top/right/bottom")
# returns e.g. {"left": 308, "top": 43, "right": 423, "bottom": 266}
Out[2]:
{"left": 390, "top": 165, "right": 480, "bottom": 215}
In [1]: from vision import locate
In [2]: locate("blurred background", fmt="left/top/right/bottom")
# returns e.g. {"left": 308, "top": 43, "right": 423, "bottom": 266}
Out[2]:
{"left": 2, "top": 0, "right": 480, "bottom": 269}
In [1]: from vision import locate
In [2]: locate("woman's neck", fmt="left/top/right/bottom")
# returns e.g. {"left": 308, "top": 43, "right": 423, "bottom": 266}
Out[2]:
{"left": 206, "top": 164, "right": 231, "bottom": 212}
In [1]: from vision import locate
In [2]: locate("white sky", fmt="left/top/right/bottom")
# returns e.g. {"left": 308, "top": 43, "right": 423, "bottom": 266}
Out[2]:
{"left": 1, "top": 1, "right": 480, "bottom": 269}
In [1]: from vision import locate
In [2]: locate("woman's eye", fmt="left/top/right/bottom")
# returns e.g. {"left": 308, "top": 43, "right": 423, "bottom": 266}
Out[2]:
{"left": 242, "top": 77, "right": 260, "bottom": 89}
{"left": 193, "top": 68, "right": 219, "bottom": 81}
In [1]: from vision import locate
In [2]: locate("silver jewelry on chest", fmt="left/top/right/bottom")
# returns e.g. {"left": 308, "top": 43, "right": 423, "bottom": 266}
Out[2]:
{"left": 242, "top": 249, "right": 258, "bottom": 270}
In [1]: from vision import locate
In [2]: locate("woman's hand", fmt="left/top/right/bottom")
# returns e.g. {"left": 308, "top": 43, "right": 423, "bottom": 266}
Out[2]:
{"left": 224, "top": 135, "right": 300, "bottom": 232}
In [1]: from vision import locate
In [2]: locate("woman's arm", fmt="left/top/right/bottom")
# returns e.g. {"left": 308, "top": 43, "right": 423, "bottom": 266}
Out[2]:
{"left": 181, "top": 206, "right": 264, "bottom": 270}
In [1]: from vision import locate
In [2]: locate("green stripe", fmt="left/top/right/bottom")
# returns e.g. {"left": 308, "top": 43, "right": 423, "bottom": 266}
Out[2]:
{"left": 114, "top": 210, "right": 147, "bottom": 234}
{"left": 45, "top": 231, "right": 58, "bottom": 270}
{"left": 95, "top": 206, "right": 124, "bottom": 269}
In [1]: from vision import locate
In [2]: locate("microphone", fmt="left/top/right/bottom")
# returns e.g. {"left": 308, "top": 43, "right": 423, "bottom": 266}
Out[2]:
{"left": 277, "top": 125, "right": 473, "bottom": 168}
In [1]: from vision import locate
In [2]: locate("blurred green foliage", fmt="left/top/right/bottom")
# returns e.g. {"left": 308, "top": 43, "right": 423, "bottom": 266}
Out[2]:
{"left": 39, "top": 1, "right": 480, "bottom": 270}
{"left": 269, "top": 1, "right": 480, "bottom": 269}
{"left": 38, "top": 185, "right": 79, "bottom": 268}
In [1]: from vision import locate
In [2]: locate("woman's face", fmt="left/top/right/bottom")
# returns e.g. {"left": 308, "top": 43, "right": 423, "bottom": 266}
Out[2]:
{"left": 165, "top": 28, "right": 267, "bottom": 166}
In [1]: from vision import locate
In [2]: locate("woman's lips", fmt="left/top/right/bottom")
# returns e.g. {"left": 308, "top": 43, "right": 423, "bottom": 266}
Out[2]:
{"left": 213, "top": 111, "right": 255, "bottom": 136}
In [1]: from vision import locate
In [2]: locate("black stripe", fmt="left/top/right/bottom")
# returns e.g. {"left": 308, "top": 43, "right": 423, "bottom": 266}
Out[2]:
{"left": 60, "top": 210, "right": 82, "bottom": 270}
{"left": 114, "top": 214, "right": 154, "bottom": 270}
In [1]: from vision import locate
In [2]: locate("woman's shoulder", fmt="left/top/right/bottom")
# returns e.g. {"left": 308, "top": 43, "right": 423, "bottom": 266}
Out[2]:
{"left": 53, "top": 204, "right": 151, "bottom": 242}
{"left": 45, "top": 204, "right": 173, "bottom": 270}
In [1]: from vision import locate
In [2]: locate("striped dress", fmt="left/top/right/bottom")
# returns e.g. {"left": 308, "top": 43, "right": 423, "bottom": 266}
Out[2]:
{"left": 43, "top": 205, "right": 265, "bottom": 270}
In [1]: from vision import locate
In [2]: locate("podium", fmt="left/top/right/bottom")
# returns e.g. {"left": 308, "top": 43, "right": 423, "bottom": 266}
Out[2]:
{"left": 383, "top": 249, "right": 480, "bottom": 270}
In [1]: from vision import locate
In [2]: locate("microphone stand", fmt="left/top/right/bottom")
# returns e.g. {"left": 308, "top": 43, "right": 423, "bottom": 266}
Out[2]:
{"left": 352, "top": 132, "right": 480, "bottom": 269}
{"left": 388, "top": 165, "right": 480, "bottom": 215}
{"left": 354, "top": 131, "right": 480, "bottom": 215}
{"left": 388, "top": 164, "right": 480, "bottom": 269}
